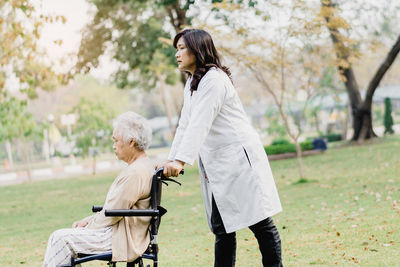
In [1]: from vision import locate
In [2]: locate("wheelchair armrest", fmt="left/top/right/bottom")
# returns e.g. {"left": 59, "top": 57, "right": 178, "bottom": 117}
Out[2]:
{"left": 92, "top": 205, "right": 103, "bottom": 212}
{"left": 105, "top": 209, "right": 159, "bottom": 217}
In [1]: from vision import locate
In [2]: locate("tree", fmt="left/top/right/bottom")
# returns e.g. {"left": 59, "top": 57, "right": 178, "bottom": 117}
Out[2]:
{"left": 74, "top": 0, "right": 193, "bottom": 133}
{"left": 72, "top": 98, "right": 115, "bottom": 175}
{"left": 0, "top": 94, "right": 40, "bottom": 180}
{"left": 383, "top": 98, "right": 394, "bottom": 135}
{"left": 320, "top": 0, "right": 400, "bottom": 142}
{"left": 1, "top": 1, "right": 65, "bottom": 171}
{"left": 75, "top": 1, "right": 254, "bottom": 133}
{"left": 0, "top": 1, "right": 65, "bottom": 98}
{"left": 70, "top": 76, "right": 130, "bottom": 174}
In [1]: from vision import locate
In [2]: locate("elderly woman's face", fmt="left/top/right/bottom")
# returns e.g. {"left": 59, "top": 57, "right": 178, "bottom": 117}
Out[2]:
{"left": 112, "top": 129, "right": 133, "bottom": 162}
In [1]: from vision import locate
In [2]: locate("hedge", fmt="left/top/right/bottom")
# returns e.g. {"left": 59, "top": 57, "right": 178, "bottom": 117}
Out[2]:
{"left": 264, "top": 141, "right": 314, "bottom": 155}
{"left": 270, "top": 138, "right": 291, "bottom": 146}
{"left": 306, "top": 133, "right": 343, "bottom": 143}
{"left": 320, "top": 133, "right": 342, "bottom": 142}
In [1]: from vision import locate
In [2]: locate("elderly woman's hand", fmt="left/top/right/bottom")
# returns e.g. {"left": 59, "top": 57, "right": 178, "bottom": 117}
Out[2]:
{"left": 163, "top": 160, "right": 184, "bottom": 177}
{"left": 72, "top": 219, "right": 88, "bottom": 228}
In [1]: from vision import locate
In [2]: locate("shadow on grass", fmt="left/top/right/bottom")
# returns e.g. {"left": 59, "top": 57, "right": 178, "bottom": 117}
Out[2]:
{"left": 292, "top": 178, "right": 317, "bottom": 185}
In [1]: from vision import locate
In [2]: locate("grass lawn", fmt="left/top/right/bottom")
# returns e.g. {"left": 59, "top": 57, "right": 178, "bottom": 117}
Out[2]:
{"left": 0, "top": 135, "right": 399, "bottom": 266}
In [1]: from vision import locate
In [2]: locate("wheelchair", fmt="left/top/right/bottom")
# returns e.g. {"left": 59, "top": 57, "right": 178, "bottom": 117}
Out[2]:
{"left": 64, "top": 168, "right": 182, "bottom": 267}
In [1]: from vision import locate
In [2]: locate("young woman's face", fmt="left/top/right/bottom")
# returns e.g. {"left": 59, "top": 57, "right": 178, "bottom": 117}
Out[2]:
{"left": 175, "top": 37, "right": 196, "bottom": 74}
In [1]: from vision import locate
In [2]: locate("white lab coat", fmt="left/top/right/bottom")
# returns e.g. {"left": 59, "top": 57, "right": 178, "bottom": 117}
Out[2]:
{"left": 168, "top": 68, "right": 282, "bottom": 233}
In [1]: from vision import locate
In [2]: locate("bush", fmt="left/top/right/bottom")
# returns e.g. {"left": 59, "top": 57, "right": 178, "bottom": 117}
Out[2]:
{"left": 308, "top": 133, "right": 342, "bottom": 142}
{"left": 321, "top": 133, "right": 342, "bottom": 142}
{"left": 265, "top": 143, "right": 296, "bottom": 155}
{"left": 384, "top": 97, "right": 394, "bottom": 135}
{"left": 300, "top": 141, "right": 314, "bottom": 151}
{"left": 271, "top": 137, "right": 291, "bottom": 146}
{"left": 264, "top": 141, "right": 314, "bottom": 155}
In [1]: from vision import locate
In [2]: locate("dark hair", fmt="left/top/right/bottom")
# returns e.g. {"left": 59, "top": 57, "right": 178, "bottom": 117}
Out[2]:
{"left": 173, "top": 29, "right": 232, "bottom": 93}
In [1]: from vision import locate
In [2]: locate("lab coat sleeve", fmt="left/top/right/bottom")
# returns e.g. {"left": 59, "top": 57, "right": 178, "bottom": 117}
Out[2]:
{"left": 168, "top": 88, "right": 190, "bottom": 161}
{"left": 174, "top": 73, "right": 226, "bottom": 165}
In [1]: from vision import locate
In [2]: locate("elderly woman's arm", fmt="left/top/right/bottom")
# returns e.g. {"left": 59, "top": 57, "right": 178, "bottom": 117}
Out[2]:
{"left": 86, "top": 169, "right": 149, "bottom": 229}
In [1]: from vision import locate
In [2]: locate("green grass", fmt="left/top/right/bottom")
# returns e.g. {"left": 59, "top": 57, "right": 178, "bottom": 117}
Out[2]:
{"left": 0, "top": 135, "right": 399, "bottom": 266}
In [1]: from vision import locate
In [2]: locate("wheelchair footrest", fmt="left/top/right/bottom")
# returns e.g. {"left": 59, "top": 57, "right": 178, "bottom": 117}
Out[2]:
{"left": 73, "top": 252, "right": 113, "bottom": 264}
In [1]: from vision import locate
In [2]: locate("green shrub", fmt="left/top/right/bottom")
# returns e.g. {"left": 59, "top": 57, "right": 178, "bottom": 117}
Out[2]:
{"left": 271, "top": 137, "right": 291, "bottom": 146}
{"left": 264, "top": 141, "right": 314, "bottom": 155}
{"left": 300, "top": 141, "right": 314, "bottom": 151}
{"left": 265, "top": 143, "right": 296, "bottom": 155}
{"left": 384, "top": 97, "right": 394, "bottom": 134}
{"left": 321, "top": 133, "right": 342, "bottom": 142}
{"left": 308, "top": 133, "right": 342, "bottom": 142}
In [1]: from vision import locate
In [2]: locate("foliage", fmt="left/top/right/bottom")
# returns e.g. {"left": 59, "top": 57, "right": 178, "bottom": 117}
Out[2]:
{"left": 265, "top": 109, "right": 287, "bottom": 138}
{"left": 75, "top": 0, "right": 262, "bottom": 89}
{"left": 75, "top": 0, "right": 185, "bottom": 90}
{"left": 72, "top": 99, "right": 115, "bottom": 157}
{"left": 0, "top": 90, "right": 45, "bottom": 173}
{"left": 0, "top": 0, "right": 64, "bottom": 164}
{"left": 271, "top": 137, "right": 291, "bottom": 146}
{"left": 264, "top": 141, "right": 313, "bottom": 155}
{"left": 0, "top": 93, "right": 38, "bottom": 143}
{"left": 0, "top": 0, "right": 65, "bottom": 98}
{"left": 383, "top": 97, "right": 394, "bottom": 134}
{"left": 320, "top": 133, "right": 342, "bottom": 142}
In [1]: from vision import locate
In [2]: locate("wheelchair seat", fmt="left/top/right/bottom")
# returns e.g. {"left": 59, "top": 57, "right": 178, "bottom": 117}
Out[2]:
{"left": 65, "top": 168, "right": 182, "bottom": 267}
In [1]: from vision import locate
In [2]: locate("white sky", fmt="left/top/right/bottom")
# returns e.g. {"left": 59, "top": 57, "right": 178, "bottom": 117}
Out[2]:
{"left": 36, "top": 0, "right": 116, "bottom": 79}
{"left": 37, "top": 0, "right": 91, "bottom": 61}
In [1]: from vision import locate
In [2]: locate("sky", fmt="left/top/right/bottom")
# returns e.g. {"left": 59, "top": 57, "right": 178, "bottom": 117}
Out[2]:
{"left": 37, "top": 0, "right": 91, "bottom": 62}
{"left": 36, "top": 0, "right": 116, "bottom": 79}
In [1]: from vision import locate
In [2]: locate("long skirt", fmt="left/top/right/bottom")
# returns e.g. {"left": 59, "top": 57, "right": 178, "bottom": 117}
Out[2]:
{"left": 42, "top": 226, "right": 112, "bottom": 267}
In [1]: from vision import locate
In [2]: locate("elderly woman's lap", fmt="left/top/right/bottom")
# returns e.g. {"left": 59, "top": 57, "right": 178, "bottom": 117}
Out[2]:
{"left": 43, "top": 227, "right": 112, "bottom": 267}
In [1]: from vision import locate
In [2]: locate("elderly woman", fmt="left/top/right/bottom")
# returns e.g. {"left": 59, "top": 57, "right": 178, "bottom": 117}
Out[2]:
{"left": 43, "top": 111, "right": 154, "bottom": 267}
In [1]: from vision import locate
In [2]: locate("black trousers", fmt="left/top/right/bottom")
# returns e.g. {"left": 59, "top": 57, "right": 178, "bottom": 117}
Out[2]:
{"left": 211, "top": 196, "right": 282, "bottom": 267}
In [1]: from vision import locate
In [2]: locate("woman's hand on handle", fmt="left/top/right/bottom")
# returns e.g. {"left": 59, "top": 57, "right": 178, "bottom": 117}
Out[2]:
{"left": 163, "top": 160, "right": 185, "bottom": 177}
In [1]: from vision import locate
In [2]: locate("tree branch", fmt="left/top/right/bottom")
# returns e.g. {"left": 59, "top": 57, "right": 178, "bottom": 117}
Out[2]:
{"left": 364, "top": 34, "right": 400, "bottom": 107}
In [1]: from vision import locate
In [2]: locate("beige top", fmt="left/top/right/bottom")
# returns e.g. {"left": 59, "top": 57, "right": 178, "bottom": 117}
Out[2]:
{"left": 85, "top": 157, "right": 154, "bottom": 262}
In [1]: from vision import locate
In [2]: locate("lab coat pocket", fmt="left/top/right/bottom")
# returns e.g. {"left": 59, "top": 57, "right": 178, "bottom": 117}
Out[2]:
{"left": 202, "top": 143, "right": 258, "bottom": 214}
{"left": 243, "top": 146, "right": 252, "bottom": 168}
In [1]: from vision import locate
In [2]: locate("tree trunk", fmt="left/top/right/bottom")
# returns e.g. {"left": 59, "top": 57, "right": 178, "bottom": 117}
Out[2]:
{"left": 5, "top": 141, "right": 13, "bottom": 168}
{"left": 352, "top": 108, "right": 376, "bottom": 141}
{"left": 92, "top": 155, "right": 96, "bottom": 175}
{"left": 18, "top": 139, "right": 32, "bottom": 182}
{"left": 294, "top": 141, "right": 304, "bottom": 178}
{"left": 341, "top": 103, "right": 350, "bottom": 140}
{"left": 158, "top": 80, "right": 176, "bottom": 135}
{"left": 313, "top": 112, "right": 320, "bottom": 134}
{"left": 321, "top": 0, "right": 400, "bottom": 142}
{"left": 165, "top": 3, "right": 187, "bottom": 34}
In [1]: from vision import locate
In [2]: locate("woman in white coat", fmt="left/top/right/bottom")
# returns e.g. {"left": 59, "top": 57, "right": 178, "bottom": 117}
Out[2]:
{"left": 163, "top": 29, "right": 283, "bottom": 267}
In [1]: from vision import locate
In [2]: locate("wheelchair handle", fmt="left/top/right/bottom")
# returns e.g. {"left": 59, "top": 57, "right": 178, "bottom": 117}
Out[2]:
{"left": 155, "top": 167, "right": 184, "bottom": 177}
{"left": 155, "top": 168, "right": 183, "bottom": 186}
{"left": 92, "top": 205, "right": 103, "bottom": 212}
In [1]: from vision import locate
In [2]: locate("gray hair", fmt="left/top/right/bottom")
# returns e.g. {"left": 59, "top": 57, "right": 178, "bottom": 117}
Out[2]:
{"left": 113, "top": 111, "right": 152, "bottom": 151}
